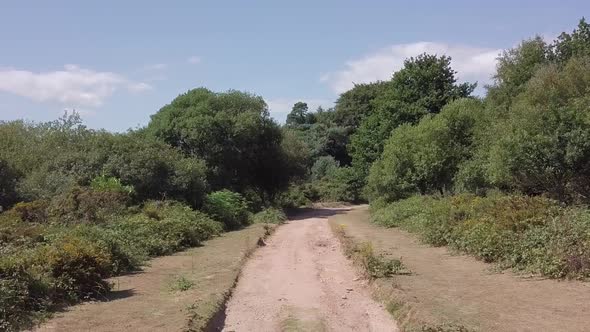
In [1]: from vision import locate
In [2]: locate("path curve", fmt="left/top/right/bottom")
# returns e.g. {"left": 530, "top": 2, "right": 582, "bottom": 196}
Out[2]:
{"left": 222, "top": 208, "right": 398, "bottom": 332}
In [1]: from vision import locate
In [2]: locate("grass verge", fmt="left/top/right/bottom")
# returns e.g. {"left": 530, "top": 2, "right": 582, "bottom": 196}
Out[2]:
{"left": 329, "top": 216, "right": 470, "bottom": 332}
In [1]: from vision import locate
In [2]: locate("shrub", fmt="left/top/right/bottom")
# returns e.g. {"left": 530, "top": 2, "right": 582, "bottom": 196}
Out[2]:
{"left": 7, "top": 200, "right": 49, "bottom": 223}
{"left": 48, "top": 186, "right": 130, "bottom": 224}
{"left": 278, "top": 183, "right": 315, "bottom": 208}
{"left": 252, "top": 208, "right": 287, "bottom": 224}
{"left": 371, "top": 193, "right": 590, "bottom": 278}
{"left": 90, "top": 175, "right": 134, "bottom": 194}
{"left": 203, "top": 190, "right": 250, "bottom": 230}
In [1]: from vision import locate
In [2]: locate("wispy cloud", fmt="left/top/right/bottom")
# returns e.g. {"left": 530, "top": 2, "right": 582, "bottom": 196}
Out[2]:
{"left": 0, "top": 65, "right": 151, "bottom": 108}
{"left": 321, "top": 42, "right": 502, "bottom": 94}
{"left": 266, "top": 98, "right": 333, "bottom": 123}
{"left": 187, "top": 56, "right": 201, "bottom": 64}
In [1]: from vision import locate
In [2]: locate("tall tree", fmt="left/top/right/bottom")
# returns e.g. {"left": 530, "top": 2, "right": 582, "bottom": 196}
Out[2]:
{"left": 145, "top": 88, "right": 289, "bottom": 201}
{"left": 349, "top": 53, "right": 475, "bottom": 184}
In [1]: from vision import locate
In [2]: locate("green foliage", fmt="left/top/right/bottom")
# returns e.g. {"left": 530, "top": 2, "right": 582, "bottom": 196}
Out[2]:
{"left": 350, "top": 54, "right": 475, "bottom": 185}
{"left": 0, "top": 200, "right": 222, "bottom": 330}
{"left": 315, "top": 166, "right": 364, "bottom": 202}
{"left": 168, "top": 275, "right": 194, "bottom": 292}
{"left": 278, "top": 183, "right": 316, "bottom": 208}
{"left": 145, "top": 88, "right": 289, "bottom": 200}
{"left": 372, "top": 193, "right": 590, "bottom": 278}
{"left": 367, "top": 98, "right": 484, "bottom": 201}
{"left": 90, "top": 175, "right": 134, "bottom": 194}
{"left": 252, "top": 208, "right": 287, "bottom": 224}
{"left": 0, "top": 159, "right": 19, "bottom": 211}
{"left": 333, "top": 81, "right": 389, "bottom": 129}
{"left": 48, "top": 186, "right": 130, "bottom": 224}
{"left": 203, "top": 190, "right": 250, "bottom": 230}
{"left": 354, "top": 242, "right": 408, "bottom": 278}
{"left": 310, "top": 156, "right": 339, "bottom": 181}
{"left": 286, "top": 102, "right": 316, "bottom": 127}
{"left": 467, "top": 56, "right": 590, "bottom": 202}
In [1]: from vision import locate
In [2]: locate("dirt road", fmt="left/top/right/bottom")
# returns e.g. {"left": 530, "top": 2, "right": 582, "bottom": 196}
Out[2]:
{"left": 222, "top": 209, "right": 398, "bottom": 332}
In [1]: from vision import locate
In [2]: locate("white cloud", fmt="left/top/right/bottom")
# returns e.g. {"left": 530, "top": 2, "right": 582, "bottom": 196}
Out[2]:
{"left": 321, "top": 42, "right": 502, "bottom": 94}
{"left": 266, "top": 98, "right": 333, "bottom": 123}
{"left": 0, "top": 65, "right": 151, "bottom": 108}
{"left": 187, "top": 56, "right": 201, "bottom": 64}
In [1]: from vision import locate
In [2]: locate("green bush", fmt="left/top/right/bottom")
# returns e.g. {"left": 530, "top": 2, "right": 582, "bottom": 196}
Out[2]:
{"left": 278, "top": 183, "right": 315, "bottom": 208}
{"left": 371, "top": 193, "right": 590, "bottom": 278}
{"left": 203, "top": 190, "right": 250, "bottom": 230}
{"left": 0, "top": 200, "right": 223, "bottom": 330}
{"left": 90, "top": 175, "right": 134, "bottom": 194}
{"left": 252, "top": 208, "right": 287, "bottom": 224}
{"left": 48, "top": 186, "right": 130, "bottom": 224}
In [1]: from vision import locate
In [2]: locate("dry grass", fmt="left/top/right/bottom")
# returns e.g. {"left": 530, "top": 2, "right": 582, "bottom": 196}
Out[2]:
{"left": 328, "top": 206, "right": 590, "bottom": 332}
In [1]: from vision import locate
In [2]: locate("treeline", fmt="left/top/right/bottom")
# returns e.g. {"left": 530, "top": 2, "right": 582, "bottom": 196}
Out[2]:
{"left": 283, "top": 18, "right": 590, "bottom": 279}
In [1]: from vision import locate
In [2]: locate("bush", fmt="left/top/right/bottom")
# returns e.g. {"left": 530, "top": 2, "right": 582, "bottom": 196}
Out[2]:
{"left": 8, "top": 200, "right": 49, "bottom": 223}
{"left": 90, "top": 175, "right": 134, "bottom": 194}
{"left": 203, "top": 190, "right": 250, "bottom": 230}
{"left": 48, "top": 186, "right": 130, "bottom": 224}
{"left": 371, "top": 193, "right": 590, "bottom": 278}
{"left": 0, "top": 200, "right": 223, "bottom": 330}
{"left": 367, "top": 99, "right": 485, "bottom": 202}
{"left": 252, "top": 208, "right": 287, "bottom": 224}
{"left": 278, "top": 183, "right": 315, "bottom": 208}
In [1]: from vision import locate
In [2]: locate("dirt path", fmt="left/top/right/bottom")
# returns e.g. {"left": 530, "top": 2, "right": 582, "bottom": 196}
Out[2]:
{"left": 222, "top": 209, "right": 399, "bottom": 332}
{"left": 331, "top": 206, "right": 590, "bottom": 332}
{"left": 32, "top": 224, "right": 271, "bottom": 332}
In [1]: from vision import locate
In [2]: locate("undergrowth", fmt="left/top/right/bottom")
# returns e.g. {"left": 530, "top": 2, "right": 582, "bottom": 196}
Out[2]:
{"left": 0, "top": 200, "right": 222, "bottom": 331}
{"left": 371, "top": 193, "right": 590, "bottom": 279}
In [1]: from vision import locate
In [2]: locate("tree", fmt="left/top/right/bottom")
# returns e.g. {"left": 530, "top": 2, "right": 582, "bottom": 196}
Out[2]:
{"left": 350, "top": 54, "right": 475, "bottom": 187}
{"left": 477, "top": 56, "right": 590, "bottom": 202}
{"left": 550, "top": 18, "right": 590, "bottom": 64}
{"left": 486, "top": 37, "right": 549, "bottom": 108}
{"left": 367, "top": 98, "right": 485, "bottom": 202}
{"left": 145, "top": 88, "right": 289, "bottom": 202}
{"left": 286, "top": 102, "right": 313, "bottom": 127}
{"left": 333, "top": 81, "right": 389, "bottom": 130}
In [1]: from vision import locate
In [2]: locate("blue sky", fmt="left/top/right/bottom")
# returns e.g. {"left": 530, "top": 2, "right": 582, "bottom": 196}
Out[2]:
{"left": 0, "top": 1, "right": 588, "bottom": 131}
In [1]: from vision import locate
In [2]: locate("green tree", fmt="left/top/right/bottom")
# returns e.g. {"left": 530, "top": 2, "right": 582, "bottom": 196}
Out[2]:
{"left": 333, "top": 81, "right": 389, "bottom": 130}
{"left": 550, "top": 18, "right": 590, "bottom": 64}
{"left": 486, "top": 37, "right": 549, "bottom": 108}
{"left": 367, "top": 98, "right": 484, "bottom": 202}
{"left": 480, "top": 56, "right": 590, "bottom": 202}
{"left": 145, "top": 88, "right": 289, "bottom": 202}
{"left": 286, "top": 102, "right": 314, "bottom": 127}
{"left": 350, "top": 54, "right": 475, "bottom": 187}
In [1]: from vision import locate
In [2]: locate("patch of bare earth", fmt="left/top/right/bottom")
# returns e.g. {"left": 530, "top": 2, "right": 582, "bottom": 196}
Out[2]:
{"left": 32, "top": 224, "right": 272, "bottom": 332}
{"left": 222, "top": 208, "right": 399, "bottom": 332}
{"left": 329, "top": 206, "right": 590, "bottom": 332}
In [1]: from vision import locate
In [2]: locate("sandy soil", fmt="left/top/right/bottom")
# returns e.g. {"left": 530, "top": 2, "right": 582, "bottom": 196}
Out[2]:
{"left": 330, "top": 206, "right": 590, "bottom": 332}
{"left": 222, "top": 209, "right": 399, "bottom": 332}
{"left": 32, "top": 224, "right": 271, "bottom": 332}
